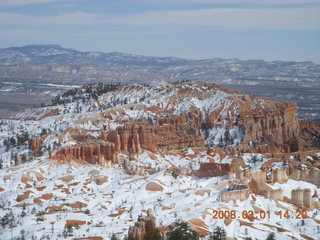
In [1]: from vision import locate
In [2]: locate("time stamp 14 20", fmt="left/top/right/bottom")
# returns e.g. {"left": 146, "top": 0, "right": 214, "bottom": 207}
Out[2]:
{"left": 212, "top": 210, "right": 309, "bottom": 220}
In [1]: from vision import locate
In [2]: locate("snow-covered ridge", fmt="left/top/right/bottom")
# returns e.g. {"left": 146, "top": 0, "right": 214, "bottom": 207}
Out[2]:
{"left": 0, "top": 81, "right": 319, "bottom": 240}
{"left": 0, "top": 81, "right": 294, "bottom": 169}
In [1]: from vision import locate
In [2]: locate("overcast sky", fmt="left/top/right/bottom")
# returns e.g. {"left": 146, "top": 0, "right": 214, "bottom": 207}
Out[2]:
{"left": 0, "top": 0, "right": 319, "bottom": 62}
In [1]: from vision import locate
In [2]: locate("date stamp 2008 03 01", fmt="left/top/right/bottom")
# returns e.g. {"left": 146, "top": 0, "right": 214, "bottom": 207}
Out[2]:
{"left": 212, "top": 210, "right": 309, "bottom": 220}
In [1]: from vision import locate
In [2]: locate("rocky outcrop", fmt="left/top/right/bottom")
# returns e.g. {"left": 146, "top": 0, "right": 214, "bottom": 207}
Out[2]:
{"left": 128, "top": 209, "right": 157, "bottom": 240}
{"left": 291, "top": 189, "right": 311, "bottom": 209}
{"left": 271, "top": 169, "right": 289, "bottom": 184}
{"left": 224, "top": 96, "right": 301, "bottom": 153}
{"left": 52, "top": 82, "right": 310, "bottom": 168}
{"left": 194, "top": 163, "right": 230, "bottom": 178}
{"left": 300, "top": 120, "right": 320, "bottom": 150}
{"left": 58, "top": 111, "right": 205, "bottom": 166}
{"left": 58, "top": 141, "right": 119, "bottom": 167}
{"left": 102, "top": 111, "right": 205, "bottom": 153}
{"left": 289, "top": 168, "right": 320, "bottom": 187}
{"left": 264, "top": 189, "right": 284, "bottom": 201}
{"left": 290, "top": 188, "right": 320, "bottom": 209}
{"left": 236, "top": 170, "right": 267, "bottom": 185}
{"left": 28, "top": 137, "right": 43, "bottom": 157}
{"left": 154, "top": 111, "right": 204, "bottom": 150}
{"left": 101, "top": 124, "right": 153, "bottom": 153}
{"left": 221, "top": 189, "right": 251, "bottom": 203}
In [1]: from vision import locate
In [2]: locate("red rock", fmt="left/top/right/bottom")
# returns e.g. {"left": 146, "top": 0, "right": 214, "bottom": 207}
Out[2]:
{"left": 194, "top": 163, "right": 231, "bottom": 178}
{"left": 128, "top": 209, "right": 156, "bottom": 240}
{"left": 53, "top": 83, "right": 307, "bottom": 167}
{"left": 28, "top": 137, "right": 43, "bottom": 156}
{"left": 59, "top": 142, "right": 118, "bottom": 166}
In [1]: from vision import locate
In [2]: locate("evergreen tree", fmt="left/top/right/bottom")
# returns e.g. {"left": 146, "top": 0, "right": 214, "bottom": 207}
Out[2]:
{"left": 14, "top": 153, "right": 19, "bottom": 165}
{"left": 144, "top": 228, "right": 163, "bottom": 240}
{"left": 1, "top": 210, "right": 16, "bottom": 228}
{"left": 209, "top": 226, "right": 227, "bottom": 240}
{"left": 3, "top": 139, "right": 10, "bottom": 150}
{"left": 167, "top": 221, "right": 200, "bottom": 240}
{"left": 21, "top": 154, "right": 27, "bottom": 163}
{"left": 21, "top": 210, "right": 27, "bottom": 217}
{"left": 40, "top": 128, "right": 47, "bottom": 137}
{"left": 224, "top": 130, "right": 230, "bottom": 145}
{"left": 20, "top": 229, "right": 26, "bottom": 240}
{"left": 111, "top": 233, "right": 119, "bottom": 240}
{"left": 9, "top": 137, "right": 16, "bottom": 147}
{"left": 266, "top": 232, "right": 276, "bottom": 240}
{"left": 31, "top": 207, "right": 36, "bottom": 214}
{"left": 218, "top": 136, "right": 224, "bottom": 147}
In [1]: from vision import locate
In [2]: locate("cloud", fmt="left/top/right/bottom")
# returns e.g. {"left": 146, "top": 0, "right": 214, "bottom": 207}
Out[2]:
{"left": 0, "top": 28, "right": 39, "bottom": 36}
{"left": 0, "top": 7, "right": 319, "bottom": 30}
{"left": 0, "top": 11, "right": 99, "bottom": 25}
{"left": 1, "top": 0, "right": 320, "bottom": 7}
{"left": 147, "top": 0, "right": 320, "bottom": 4}
{"left": 0, "top": 0, "right": 69, "bottom": 7}
{"left": 120, "top": 8, "right": 320, "bottom": 29}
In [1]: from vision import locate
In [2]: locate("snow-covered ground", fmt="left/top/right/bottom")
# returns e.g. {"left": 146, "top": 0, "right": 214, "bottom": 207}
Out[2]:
{"left": 1, "top": 151, "right": 319, "bottom": 240}
{"left": 0, "top": 83, "right": 319, "bottom": 239}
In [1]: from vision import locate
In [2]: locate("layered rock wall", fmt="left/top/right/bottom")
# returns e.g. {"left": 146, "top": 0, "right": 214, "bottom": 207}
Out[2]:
{"left": 289, "top": 169, "right": 320, "bottom": 187}
{"left": 221, "top": 189, "right": 251, "bottom": 203}
{"left": 59, "top": 142, "right": 118, "bottom": 167}
{"left": 264, "top": 189, "right": 284, "bottom": 201}
{"left": 291, "top": 189, "right": 311, "bottom": 209}
{"left": 235, "top": 99, "right": 300, "bottom": 153}
{"left": 28, "top": 137, "right": 43, "bottom": 157}
{"left": 300, "top": 120, "right": 320, "bottom": 149}
{"left": 237, "top": 171, "right": 266, "bottom": 185}
{"left": 194, "top": 163, "right": 230, "bottom": 178}
{"left": 58, "top": 111, "right": 205, "bottom": 166}
{"left": 53, "top": 83, "right": 308, "bottom": 168}
{"left": 271, "top": 169, "right": 289, "bottom": 184}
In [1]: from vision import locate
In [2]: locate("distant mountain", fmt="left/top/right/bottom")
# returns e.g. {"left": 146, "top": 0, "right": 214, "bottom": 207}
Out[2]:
{"left": 0, "top": 44, "right": 320, "bottom": 124}
{"left": 0, "top": 44, "right": 190, "bottom": 67}
{"left": 1, "top": 44, "right": 319, "bottom": 80}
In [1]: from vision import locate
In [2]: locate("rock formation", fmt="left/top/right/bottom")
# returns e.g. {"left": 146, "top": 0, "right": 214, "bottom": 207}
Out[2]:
{"left": 271, "top": 169, "right": 289, "bottom": 184}
{"left": 264, "top": 189, "right": 284, "bottom": 201}
{"left": 128, "top": 209, "right": 157, "bottom": 240}
{"left": 289, "top": 168, "right": 320, "bottom": 187}
{"left": 237, "top": 170, "right": 267, "bottom": 185}
{"left": 224, "top": 96, "right": 301, "bottom": 153}
{"left": 58, "top": 141, "right": 119, "bottom": 167}
{"left": 300, "top": 120, "right": 320, "bottom": 150}
{"left": 291, "top": 189, "right": 311, "bottom": 209}
{"left": 221, "top": 189, "right": 251, "bottom": 203}
{"left": 194, "top": 163, "right": 230, "bottom": 178}
{"left": 50, "top": 82, "right": 313, "bottom": 170}
{"left": 28, "top": 137, "right": 43, "bottom": 157}
{"left": 56, "top": 111, "right": 205, "bottom": 166}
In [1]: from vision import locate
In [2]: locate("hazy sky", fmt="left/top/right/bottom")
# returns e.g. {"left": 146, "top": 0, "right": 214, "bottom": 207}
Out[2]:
{"left": 0, "top": 0, "right": 320, "bottom": 62}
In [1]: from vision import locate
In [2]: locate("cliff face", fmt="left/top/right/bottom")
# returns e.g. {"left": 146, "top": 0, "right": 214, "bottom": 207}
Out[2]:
{"left": 221, "top": 96, "right": 301, "bottom": 153}
{"left": 28, "top": 137, "right": 44, "bottom": 157}
{"left": 221, "top": 189, "right": 251, "bottom": 203}
{"left": 50, "top": 82, "right": 307, "bottom": 166}
{"left": 300, "top": 120, "right": 320, "bottom": 150}
{"left": 291, "top": 189, "right": 311, "bottom": 209}
{"left": 289, "top": 168, "right": 320, "bottom": 187}
{"left": 101, "top": 124, "right": 155, "bottom": 154}
{"left": 101, "top": 111, "right": 205, "bottom": 153}
{"left": 194, "top": 163, "right": 230, "bottom": 178}
{"left": 56, "top": 111, "right": 205, "bottom": 165}
{"left": 59, "top": 142, "right": 118, "bottom": 166}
